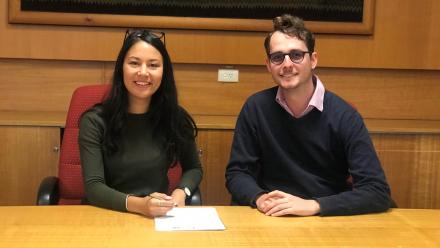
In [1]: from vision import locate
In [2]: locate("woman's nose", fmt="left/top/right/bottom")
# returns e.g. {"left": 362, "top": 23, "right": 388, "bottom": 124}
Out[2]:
{"left": 137, "top": 65, "right": 149, "bottom": 76}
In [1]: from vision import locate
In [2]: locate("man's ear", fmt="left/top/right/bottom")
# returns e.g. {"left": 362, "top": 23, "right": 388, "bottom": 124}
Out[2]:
{"left": 310, "top": 52, "right": 318, "bottom": 70}
{"left": 265, "top": 57, "right": 272, "bottom": 73}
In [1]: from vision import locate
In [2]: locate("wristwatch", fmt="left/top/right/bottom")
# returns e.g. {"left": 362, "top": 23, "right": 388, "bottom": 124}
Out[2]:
{"left": 179, "top": 186, "right": 191, "bottom": 198}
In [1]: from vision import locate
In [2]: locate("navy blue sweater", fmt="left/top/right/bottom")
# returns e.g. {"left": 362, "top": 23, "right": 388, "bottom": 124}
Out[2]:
{"left": 226, "top": 87, "right": 391, "bottom": 216}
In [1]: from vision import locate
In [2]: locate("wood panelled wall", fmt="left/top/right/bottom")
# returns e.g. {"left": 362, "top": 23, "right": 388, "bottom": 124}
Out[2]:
{"left": 0, "top": 126, "right": 59, "bottom": 205}
{"left": 1, "top": 1, "right": 440, "bottom": 69}
{"left": 374, "top": 134, "right": 440, "bottom": 209}
{"left": 0, "top": 0, "right": 439, "bottom": 208}
{"left": 1, "top": 59, "right": 440, "bottom": 121}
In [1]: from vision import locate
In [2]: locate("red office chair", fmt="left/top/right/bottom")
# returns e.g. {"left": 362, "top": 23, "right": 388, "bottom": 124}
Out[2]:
{"left": 37, "top": 84, "right": 201, "bottom": 205}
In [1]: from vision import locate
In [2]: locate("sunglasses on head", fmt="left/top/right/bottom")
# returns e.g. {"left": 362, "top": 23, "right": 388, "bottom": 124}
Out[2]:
{"left": 124, "top": 29, "right": 166, "bottom": 46}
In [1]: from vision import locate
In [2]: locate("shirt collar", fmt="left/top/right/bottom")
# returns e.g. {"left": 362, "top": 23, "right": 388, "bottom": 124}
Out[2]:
{"left": 309, "top": 75, "right": 325, "bottom": 112}
{"left": 275, "top": 75, "right": 325, "bottom": 117}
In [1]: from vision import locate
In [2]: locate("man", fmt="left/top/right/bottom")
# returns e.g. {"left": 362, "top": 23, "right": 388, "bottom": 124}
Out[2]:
{"left": 225, "top": 14, "right": 391, "bottom": 216}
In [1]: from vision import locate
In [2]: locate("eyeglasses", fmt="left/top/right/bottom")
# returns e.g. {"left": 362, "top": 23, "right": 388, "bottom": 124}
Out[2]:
{"left": 124, "top": 29, "right": 166, "bottom": 46}
{"left": 269, "top": 50, "right": 311, "bottom": 65}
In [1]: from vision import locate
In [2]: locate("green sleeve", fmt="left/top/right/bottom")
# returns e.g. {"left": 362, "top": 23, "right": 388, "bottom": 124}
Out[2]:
{"left": 177, "top": 138, "right": 203, "bottom": 193}
{"left": 78, "top": 111, "right": 127, "bottom": 212}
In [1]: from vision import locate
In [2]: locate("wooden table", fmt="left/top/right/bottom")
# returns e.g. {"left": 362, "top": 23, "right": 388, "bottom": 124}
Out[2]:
{"left": 1, "top": 206, "right": 439, "bottom": 247}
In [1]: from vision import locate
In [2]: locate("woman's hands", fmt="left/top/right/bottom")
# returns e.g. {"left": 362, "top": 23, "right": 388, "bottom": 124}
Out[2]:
{"left": 126, "top": 192, "right": 177, "bottom": 218}
{"left": 171, "top": 188, "right": 187, "bottom": 207}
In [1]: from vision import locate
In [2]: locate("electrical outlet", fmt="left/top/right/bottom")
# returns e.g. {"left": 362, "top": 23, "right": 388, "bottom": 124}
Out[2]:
{"left": 218, "top": 69, "right": 239, "bottom": 82}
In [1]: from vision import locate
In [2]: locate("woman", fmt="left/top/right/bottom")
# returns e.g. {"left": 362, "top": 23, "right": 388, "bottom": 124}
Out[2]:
{"left": 79, "top": 29, "right": 202, "bottom": 217}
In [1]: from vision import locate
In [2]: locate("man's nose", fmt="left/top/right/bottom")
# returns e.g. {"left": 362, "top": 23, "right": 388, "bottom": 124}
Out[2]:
{"left": 282, "top": 54, "right": 294, "bottom": 66}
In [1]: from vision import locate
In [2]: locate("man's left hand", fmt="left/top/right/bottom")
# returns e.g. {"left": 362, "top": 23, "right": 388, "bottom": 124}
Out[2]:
{"left": 260, "top": 190, "right": 320, "bottom": 217}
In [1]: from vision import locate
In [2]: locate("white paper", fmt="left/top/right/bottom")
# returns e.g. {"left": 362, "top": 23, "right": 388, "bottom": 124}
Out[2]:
{"left": 154, "top": 207, "right": 226, "bottom": 231}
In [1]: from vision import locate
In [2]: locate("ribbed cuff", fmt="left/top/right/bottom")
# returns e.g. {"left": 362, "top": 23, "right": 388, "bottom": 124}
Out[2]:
{"left": 251, "top": 190, "right": 269, "bottom": 208}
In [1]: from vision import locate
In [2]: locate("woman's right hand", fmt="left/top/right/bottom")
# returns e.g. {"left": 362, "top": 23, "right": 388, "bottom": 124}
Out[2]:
{"left": 145, "top": 192, "right": 176, "bottom": 216}
{"left": 127, "top": 193, "right": 176, "bottom": 217}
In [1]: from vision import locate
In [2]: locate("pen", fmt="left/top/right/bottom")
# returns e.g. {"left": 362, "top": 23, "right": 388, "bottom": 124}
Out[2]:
{"left": 149, "top": 194, "right": 178, "bottom": 207}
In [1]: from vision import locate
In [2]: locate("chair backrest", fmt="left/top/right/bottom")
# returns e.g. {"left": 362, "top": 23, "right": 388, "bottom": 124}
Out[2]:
{"left": 57, "top": 84, "right": 182, "bottom": 204}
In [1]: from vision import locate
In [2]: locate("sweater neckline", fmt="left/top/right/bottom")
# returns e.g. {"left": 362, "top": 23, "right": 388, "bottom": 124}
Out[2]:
{"left": 127, "top": 111, "right": 151, "bottom": 120}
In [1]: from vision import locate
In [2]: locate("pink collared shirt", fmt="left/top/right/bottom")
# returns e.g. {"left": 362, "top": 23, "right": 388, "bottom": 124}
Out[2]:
{"left": 275, "top": 76, "right": 325, "bottom": 118}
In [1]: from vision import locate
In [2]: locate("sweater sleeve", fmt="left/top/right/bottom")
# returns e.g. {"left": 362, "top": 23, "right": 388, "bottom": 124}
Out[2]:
{"left": 78, "top": 111, "right": 127, "bottom": 212}
{"left": 316, "top": 110, "right": 392, "bottom": 216}
{"left": 225, "top": 102, "right": 267, "bottom": 207}
{"left": 177, "top": 138, "right": 203, "bottom": 194}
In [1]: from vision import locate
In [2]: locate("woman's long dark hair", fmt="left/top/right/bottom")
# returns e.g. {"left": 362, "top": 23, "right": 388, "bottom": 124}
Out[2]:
{"left": 89, "top": 29, "right": 197, "bottom": 166}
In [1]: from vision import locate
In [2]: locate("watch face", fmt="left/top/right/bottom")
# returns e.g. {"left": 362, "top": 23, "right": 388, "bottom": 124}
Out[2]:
{"left": 184, "top": 187, "right": 191, "bottom": 196}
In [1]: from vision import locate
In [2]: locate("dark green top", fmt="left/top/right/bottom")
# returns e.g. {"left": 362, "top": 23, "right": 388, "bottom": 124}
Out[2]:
{"left": 79, "top": 109, "right": 203, "bottom": 212}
